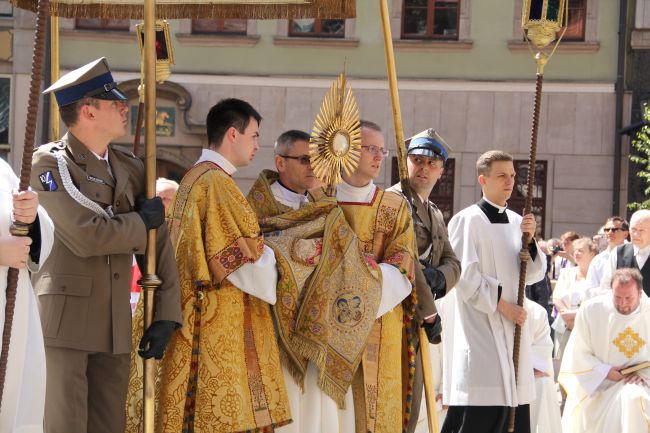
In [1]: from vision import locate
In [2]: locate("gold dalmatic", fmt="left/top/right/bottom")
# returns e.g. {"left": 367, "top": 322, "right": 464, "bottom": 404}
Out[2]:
{"left": 310, "top": 187, "right": 418, "bottom": 433}
{"left": 127, "top": 162, "right": 291, "bottom": 433}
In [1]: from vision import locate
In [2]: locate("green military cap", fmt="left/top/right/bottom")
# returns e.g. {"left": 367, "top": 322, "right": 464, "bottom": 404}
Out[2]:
{"left": 405, "top": 129, "right": 452, "bottom": 162}
{"left": 43, "top": 57, "right": 127, "bottom": 107}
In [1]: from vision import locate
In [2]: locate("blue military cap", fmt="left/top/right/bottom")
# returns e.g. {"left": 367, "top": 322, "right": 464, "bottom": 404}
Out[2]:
{"left": 406, "top": 129, "right": 452, "bottom": 162}
{"left": 43, "top": 57, "right": 127, "bottom": 107}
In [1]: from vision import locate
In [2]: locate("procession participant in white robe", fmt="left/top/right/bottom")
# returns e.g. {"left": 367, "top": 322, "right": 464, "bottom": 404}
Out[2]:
{"left": 0, "top": 158, "right": 54, "bottom": 433}
{"left": 525, "top": 299, "right": 561, "bottom": 433}
{"left": 414, "top": 293, "right": 457, "bottom": 433}
{"left": 442, "top": 150, "right": 546, "bottom": 433}
{"left": 559, "top": 267, "right": 650, "bottom": 433}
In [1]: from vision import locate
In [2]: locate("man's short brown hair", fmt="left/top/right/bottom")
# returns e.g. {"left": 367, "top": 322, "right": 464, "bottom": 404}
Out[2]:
{"left": 59, "top": 98, "right": 100, "bottom": 127}
{"left": 359, "top": 119, "right": 381, "bottom": 132}
{"left": 476, "top": 150, "right": 513, "bottom": 176}
{"left": 561, "top": 231, "right": 580, "bottom": 243}
{"left": 612, "top": 268, "right": 643, "bottom": 291}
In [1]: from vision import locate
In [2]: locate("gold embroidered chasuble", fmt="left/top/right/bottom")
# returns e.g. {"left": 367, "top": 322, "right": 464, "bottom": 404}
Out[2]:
{"left": 126, "top": 162, "right": 291, "bottom": 433}
{"left": 247, "top": 170, "right": 384, "bottom": 408}
{"left": 317, "top": 187, "right": 418, "bottom": 433}
{"left": 247, "top": 169, "right": 293, "bottom": 219}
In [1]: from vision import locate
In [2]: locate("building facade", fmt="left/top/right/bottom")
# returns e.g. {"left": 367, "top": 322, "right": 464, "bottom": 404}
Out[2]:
{"left": 3, "top": 0, "right": 637, "bottom": 238}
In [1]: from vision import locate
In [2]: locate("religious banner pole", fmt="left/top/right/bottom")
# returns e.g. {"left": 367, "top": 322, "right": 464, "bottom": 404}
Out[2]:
{"left": 0, "top": 0, "right": 49, "bottom": 410}
{"left": 139, "top": 1, "right": 161, "bottom": 431}
{"left": 509, "top": 1, "right": 567, "bottom": 430}
{"left": 49, "top": 14, "right": 59, "bottom": 140}
{"left": 378, "top": 0, "right": 437, "bottom": 431}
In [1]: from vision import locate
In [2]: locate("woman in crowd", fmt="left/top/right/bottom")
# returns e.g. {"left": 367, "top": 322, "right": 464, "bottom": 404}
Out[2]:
{"left": 551, "top": 237, "right": 598, "bottom": 359}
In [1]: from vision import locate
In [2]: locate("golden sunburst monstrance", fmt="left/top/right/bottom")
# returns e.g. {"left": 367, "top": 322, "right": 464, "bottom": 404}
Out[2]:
{"left": 310, "top": 73, "right": 361, "bottom": 187}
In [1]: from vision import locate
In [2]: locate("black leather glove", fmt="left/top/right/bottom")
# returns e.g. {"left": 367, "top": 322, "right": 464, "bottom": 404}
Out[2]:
{"left": 138, "top": 320, "right": 177, "bottom": 360}
{"left": 136, "top": 196, "right": 165, "bottom": 230}
{"left": 423, "top": 266, "right": 447, "bottom": 299}
{"left": 422, "top": 314, "right": 442, "bottom": 345}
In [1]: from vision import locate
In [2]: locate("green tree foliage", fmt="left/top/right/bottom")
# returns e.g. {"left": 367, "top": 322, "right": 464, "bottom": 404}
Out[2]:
{"left": 630, "top": 104, "right": 650, "bottom": 210}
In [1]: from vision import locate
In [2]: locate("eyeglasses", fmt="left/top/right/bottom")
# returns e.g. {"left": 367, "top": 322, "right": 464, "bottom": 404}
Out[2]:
{"left": 604, "top": 227, "right": 625, "bottom": 233}
{"left": 361, "top": 145, "right": 389, "bottom": 157}
{"left": 279, "top": 154, "right": 311, "bottom": 165}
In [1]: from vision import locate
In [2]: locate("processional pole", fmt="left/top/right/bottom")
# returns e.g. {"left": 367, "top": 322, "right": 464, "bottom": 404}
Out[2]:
{"left": 139, "top": 1, "right": 162, "bottom": 431}
{"left": 377, "top": 0, "right": 438, "bottom": 431}
{"left": 509, "top": 0, "right": 567, "bottom": 431}
{"left": 50, "top": 14, "right": 59, "bottom": 140}
{"left": 0, "top": 0, "right": 49, "bottom": 410}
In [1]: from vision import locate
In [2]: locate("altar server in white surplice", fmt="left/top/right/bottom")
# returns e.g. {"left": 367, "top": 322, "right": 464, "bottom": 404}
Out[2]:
{"left": 525, "top": 299, "right": 561, "bottom": 433}
{"left": 442, "top": 150, "right": 546, "bottom": 433}
{"left": 0, "top": 157, "right": 54, "bottom": 433}
{"left": 559, "top": 267, "right": 650, "bottom": 433}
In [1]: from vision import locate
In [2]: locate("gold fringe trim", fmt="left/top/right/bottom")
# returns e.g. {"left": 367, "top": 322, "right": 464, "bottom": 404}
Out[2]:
{"left": 290, "top": 333, "right": 348, "bottom": 409}
{"left": 11, "top": 0, "right": 356, "bottom": 19}
{"left": 279, "top": 347, "right": 306, "bottom": 392}
{"left": 317, "top": 374, "right": 347, "bottom": 409}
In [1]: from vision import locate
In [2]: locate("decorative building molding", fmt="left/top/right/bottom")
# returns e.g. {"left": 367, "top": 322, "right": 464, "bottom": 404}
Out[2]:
{"left": 111, "top": 71, "right": 615, "bottom": 94}
{"left": 507, "top": 40, "right": 600, "bottom": 53}
{"left": 393, "top": 39, "right": 473, "bottom": 52}
{"left": 272, "top": 36, "right": 359, "bottom": 48}
{"left": 175, "top": 33, "right": 260, "bottom": 47}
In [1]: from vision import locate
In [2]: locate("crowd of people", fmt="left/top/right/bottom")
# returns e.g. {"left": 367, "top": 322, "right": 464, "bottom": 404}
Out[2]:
{"left": 1, "top": 57, "right": 649, "bottom": 433}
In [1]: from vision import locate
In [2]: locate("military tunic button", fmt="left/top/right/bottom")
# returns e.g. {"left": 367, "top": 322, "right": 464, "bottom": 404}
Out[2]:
{"left": 132, "top": 247, "right": 138, "bottom": 252}
{"left": 116, "top": 200, "right": 120, "bottom": 207}
{"left": 113, "top": 273, "right": 120, "bottom": 280}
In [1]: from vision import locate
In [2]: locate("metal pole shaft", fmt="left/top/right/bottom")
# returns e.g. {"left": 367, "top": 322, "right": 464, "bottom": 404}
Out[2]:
{"left": 508, "top": 72, "right": 543, "bottom": 432}
{"left": 418, "top": 326, "right": 440, "bottom": 433}
{"left": 378, "top": 0, "right": 412, "bottom": 203}
{"left": 378, "top": 0, "right": 435, "bottom": 428}
{"left": 50, "top": 15, "right": 60, "bottom": 140}
{"left": 141, "top": 1, "right": 161, "bottom": 432}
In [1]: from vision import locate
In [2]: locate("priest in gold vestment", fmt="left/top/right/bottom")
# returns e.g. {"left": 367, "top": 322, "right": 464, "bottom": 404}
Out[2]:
{"left": 329, "top": 120, "right": 416, "bottom": 433}
{"left": 248, "top": 120, "right": 416, "bottom": 433}
{"left": 126, "top": 99, "right": 291, "bottom": 433}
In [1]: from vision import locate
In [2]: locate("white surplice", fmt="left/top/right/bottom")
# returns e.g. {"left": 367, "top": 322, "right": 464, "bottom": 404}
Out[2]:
{"left": 0, "top": 158, "right": 54, "bottom": 433}
{"left": 444, "top": 204, "right": 546, "bottom": 407}
{"left": 525, "top": 300, "right": 561, "bottom": 433}
{"left": 558, "top": 293, "right": 650, "bottom": 433}
{"left": 276, "top": 180, "right": 412, "bottom": 433}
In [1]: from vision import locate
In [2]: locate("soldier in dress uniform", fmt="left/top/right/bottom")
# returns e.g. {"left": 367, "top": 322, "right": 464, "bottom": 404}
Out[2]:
{"left": 387, "top": 129, "right": 460, "bottom": 433}
{"left": 30, "top": 57, "right": 182, "bottom": 433}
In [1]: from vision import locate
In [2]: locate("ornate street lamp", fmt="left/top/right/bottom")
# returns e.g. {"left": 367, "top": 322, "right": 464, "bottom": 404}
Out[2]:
{"left": 510, "top": 0, "right": 567, "bottom": 431}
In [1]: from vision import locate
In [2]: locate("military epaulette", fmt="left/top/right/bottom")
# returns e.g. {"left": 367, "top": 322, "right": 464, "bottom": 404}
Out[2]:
{"left": 46, "top": 140, "right": 67, "bottom": 154}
